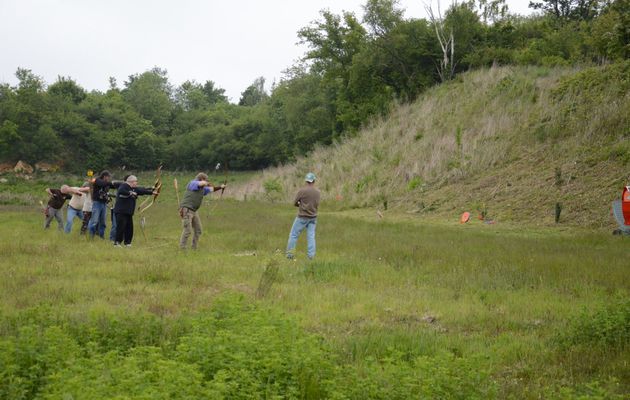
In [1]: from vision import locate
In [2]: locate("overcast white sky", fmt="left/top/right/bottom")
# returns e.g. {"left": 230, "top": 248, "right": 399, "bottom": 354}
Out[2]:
{"left": 0, "top": 0, "right": 533, "bottom": 102}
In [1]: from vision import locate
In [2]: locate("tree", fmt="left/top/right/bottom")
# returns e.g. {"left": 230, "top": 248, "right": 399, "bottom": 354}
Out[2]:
{"left": 202, "top": 80, "right": 229, "bottom": 105}
{"left": 123, "top": 67, "right": 174, "bottom": 134}
{"left": 528, "top": 0, "right": 602, "bottom": 21}
{"left": 475, "top": 0, "right": 508, "bottom": 23}
{"left": 239, "top": 77, "right": 268, "bottom": 106}
{"left": 48, "top": 77, "right": 87, "bottom": 104}
{"left": 425, "top": 1, "right": 457, "bottom": 82}
{"left": 363, "top": 0, "right": 405, "bottom": 36}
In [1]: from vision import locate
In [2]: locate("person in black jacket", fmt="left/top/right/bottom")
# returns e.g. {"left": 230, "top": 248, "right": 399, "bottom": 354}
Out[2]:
{"left": 88, "top": 170, "right": 123, "bottom": 239}
{"left": 113, "top": 175, "right": 155, "bottom": 247}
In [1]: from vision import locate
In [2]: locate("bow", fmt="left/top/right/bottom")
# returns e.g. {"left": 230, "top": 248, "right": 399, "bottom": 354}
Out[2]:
{"left": 138, "top": 165, "right": 162, "bottom": 242}
{"left": 138, "top": 165, "right": 163, "bottom": 214}
{"left": 208, "top": 162, "right": 228, "bottom": 216}
{"left": 219, "top": 162, "right": 229, "bottom": 199}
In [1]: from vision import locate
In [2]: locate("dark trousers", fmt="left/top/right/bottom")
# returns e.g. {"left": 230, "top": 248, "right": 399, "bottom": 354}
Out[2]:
{"left": 114, "top": 213, "right": 134, "bottom": 245}
{"left": 80, "top": 211, "right": 92, "bottom": 234}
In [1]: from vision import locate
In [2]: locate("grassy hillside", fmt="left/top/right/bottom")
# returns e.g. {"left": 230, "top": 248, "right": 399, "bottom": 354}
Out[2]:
{"left": 253, "top": 63, "right": 630, "bottom": 229}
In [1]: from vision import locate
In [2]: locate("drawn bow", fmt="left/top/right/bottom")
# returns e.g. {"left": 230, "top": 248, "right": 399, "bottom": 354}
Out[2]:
{"left": 138, "top": 165, "right": 163, "bottom": 214}
{"left": 138, "top": 165, "right": 162, "bottom": 241}
{"left": 208, "top": 162, "right": 228, "bottom": 216}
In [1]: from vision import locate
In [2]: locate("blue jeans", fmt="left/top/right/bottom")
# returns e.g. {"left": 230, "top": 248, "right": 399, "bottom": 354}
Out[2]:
{"left": 88, "top": 201, "right": 107, "bottom": 238}
{"left": 109, "top": 208, "right": 117, "bottom": 241}
{"left": 286, "top": 217, "right": 317, "bottom": 259}
{"left": 64, "top": 206, "right": 84, "bottom": 234}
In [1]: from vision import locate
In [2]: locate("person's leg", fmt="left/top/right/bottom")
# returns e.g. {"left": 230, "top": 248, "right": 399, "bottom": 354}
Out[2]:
{"left": 65, "top": 207, "right": 78, "bottom": 234}
{"left": 191, "top": 211, "right": 203, "bottom": 250}
{"left": 54, "top": 208, "right": 64, "bottom": 231}
{"left": 125, "top": 216, "right": 134, "bottom": 245}
{"left": 44, "top": 207, "right": 54, "bottom": 229}
{"left": 115, "top": 213, "right": 126, "bottom": 244}
{"left": 286, "top": 217, "right": 307, "bottom": 259}
{"left": 109, "top": 209, "right": 117, "bottom": 241}
{"left": 88, "top": 202, "right": 103, "bottom": 237}
{"left": 179, "top": 208, "right": 193, "bottom": 249}
{"left": 81, "top": 211, "right": 91, "bottom": 235}
{"left": 97, "top": 205, "right": 107, "bottom": 238}
{"left": 306, "top": 218, "right": 317, "bottom": 260}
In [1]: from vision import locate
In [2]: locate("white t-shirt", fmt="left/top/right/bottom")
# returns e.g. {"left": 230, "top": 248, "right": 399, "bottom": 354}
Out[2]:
{"left": 67, "top": 187, "right": 85, "bottom": 210}
{"left": 82, "top": 192, "right": 93, "bottom": 212}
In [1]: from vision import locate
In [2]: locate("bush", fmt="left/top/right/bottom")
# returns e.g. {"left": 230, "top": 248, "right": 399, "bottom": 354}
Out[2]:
{"left": 263, "top": 178, "right": 283, "bottom": 202}
{"left": 558, "top": 297, "right": 630, "bottom": 351}
{"left": 0, "top": 296, "right": 501, "bottom": 399}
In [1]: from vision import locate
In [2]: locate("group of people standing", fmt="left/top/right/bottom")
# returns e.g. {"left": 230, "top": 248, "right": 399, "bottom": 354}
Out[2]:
{"left": 44, "top": 171, "right": 157, "bottom": 246}
{"left": 44, "top": 170, "right": 321, "bottom": 259}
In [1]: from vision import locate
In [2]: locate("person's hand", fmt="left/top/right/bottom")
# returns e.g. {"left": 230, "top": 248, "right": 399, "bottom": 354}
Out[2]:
{"left": 220, "top": 184, "right": 226, "bottom": 191}
{"left": 179, "top": 208, "right": 184, "bottom": 218}
{"left": 152, "top": 190, "right": 158, "bottom": 195}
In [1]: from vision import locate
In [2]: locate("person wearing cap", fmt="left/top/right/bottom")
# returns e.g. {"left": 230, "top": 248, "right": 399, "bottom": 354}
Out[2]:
{"left": 179, "top": 172, "right": 226, "bottom": 250}
{"left": 44, "top": 184, "right": 83, "bottom": 231}
{"left": 286, "top": 172, "right": 320, "bottom": 260}
{"left": 112, "top": 175, "right": 156, "bottom": 247}
{"left": 64, "top": 182, "right": 91, "bottom": 233}
{"left": 88, "top": 170, "right": 123, "bottom": 239}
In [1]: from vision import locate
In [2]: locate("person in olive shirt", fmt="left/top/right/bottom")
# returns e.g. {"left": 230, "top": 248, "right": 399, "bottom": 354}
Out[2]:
{"left": 179, "top": 172, "right": 226, "bottom": 250}
{"left": 44, "top": 185, "right": 84, "bottom": 231}
{"left": 113, "top": 175, "right": 155, "bottom": 247}
{"left": 286, "top": 172, "right": 321, "bottom": 260}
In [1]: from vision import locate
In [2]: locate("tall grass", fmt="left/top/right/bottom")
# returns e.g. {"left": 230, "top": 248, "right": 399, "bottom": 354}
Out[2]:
{"left": 0, "top": 189, "right": 628, "bottom": 398}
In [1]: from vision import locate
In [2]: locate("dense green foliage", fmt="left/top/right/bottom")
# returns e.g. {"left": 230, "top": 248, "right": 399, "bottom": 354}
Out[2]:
{"left": 0, "top": 297, "right": 498, "bottom": 400}
{"left": 0, "top": 0, "right": 628, "bottom": 172}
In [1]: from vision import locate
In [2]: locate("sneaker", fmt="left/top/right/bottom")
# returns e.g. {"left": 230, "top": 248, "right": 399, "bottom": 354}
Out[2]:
{"left": 286, "top": 253, "right": 295, "bottom": 260}
{"left": 125, "top": 244, "right": 132, "bottom": 248}
{"left": 113, "top": 242, "right": 121, "bottom": 247}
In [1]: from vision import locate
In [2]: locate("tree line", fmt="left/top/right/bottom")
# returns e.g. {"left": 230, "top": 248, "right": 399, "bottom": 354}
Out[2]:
{"left": 0, "top": 0, "right": 628, "bottom": 171}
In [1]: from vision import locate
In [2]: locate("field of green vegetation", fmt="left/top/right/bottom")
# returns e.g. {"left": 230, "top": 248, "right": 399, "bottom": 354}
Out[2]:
{"left": 0, "top": 173, "right": 628, "bottom": 399}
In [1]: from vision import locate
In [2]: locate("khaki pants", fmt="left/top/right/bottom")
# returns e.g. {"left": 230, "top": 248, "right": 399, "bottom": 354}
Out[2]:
{"left": 44, "top": 206, "right": 63, "bottom": 230}
{"left": 180, "top": 207, "right": 202, "bottom": 249}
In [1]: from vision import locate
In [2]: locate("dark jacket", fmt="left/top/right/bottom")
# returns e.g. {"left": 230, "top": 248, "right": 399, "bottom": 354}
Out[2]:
{"left": 113, "top": 183, "right": 153, "bottom": 216}
{"left": 47, "top": 189, "right": 71, "bottom": 209}
{"left": 92, "top": 178, "right": 123, "bottom": 203}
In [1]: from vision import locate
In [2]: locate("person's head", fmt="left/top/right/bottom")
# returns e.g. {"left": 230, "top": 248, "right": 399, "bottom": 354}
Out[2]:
{"left": 305, "top": 172, "right": 316, "bottom": 185}
{"left": 195, "top": 173, "right": 208, "bottom": 182}
{"left": 126, "top": 175, "right": 138, "bottom": 188}
{"left": 99, "top": 170, "right": 112, "bottom": 182}
{"left": 60, "top": 184, "right": 71, "bottom": 194}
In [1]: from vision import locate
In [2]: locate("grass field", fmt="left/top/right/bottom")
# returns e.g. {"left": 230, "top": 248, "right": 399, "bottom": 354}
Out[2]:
{"left": 0, "top": 173, "right": 629, "bottom": 399}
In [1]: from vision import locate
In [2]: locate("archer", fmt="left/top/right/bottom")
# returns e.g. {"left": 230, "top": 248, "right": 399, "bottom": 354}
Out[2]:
{"left": 112, "top": 175, "right": 157, "bottom": 247}
{"left": 178, "top": 172, "right": 226, "bottom": 250}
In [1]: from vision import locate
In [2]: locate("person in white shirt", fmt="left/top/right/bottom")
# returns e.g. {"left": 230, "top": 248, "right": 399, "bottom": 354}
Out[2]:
{"left": 62, "top": 182, "right": 89, "bottom": 234}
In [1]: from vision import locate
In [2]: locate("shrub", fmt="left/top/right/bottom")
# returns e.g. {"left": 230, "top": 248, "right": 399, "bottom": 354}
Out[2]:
{"left": 263, "top": 178, "right": 283, "bottom": 202}
{"left": 407, "top": 176, "right": 423, "bottom": 191}
{"left": 558, "top": 297, "right": 630, "bottom": 351}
